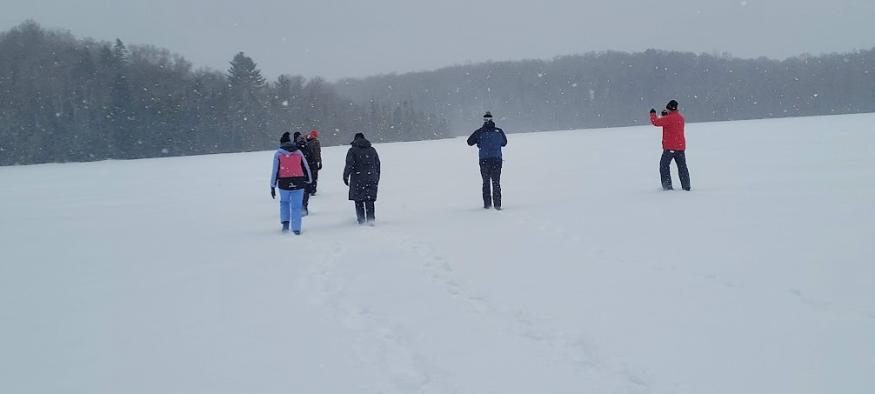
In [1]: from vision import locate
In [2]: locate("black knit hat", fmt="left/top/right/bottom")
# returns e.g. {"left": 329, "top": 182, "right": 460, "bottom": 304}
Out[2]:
{"left": 293, "top": 131, "right": 301, "bottom": 140}
{"left": 483, "top": 111, "right": 493, "bottom": 121}
{"left": 354, "top": 132, "right": 365, "bottom": 140}
{"left": 280, "top": 132, "right": 291, "bottom": 143}
{"left": 666, "top": 100, "right": 679, "bottom": 111}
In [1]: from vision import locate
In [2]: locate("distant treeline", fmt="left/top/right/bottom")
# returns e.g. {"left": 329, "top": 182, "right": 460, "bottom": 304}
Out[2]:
{"left": 336, "top": 48, "right": 875, "bottom": 134}
{"left": 3, "top": 20, "right": 874, "bottom": 166}
{"left": 0, "top": 21, "right": 448, "bottom": 165}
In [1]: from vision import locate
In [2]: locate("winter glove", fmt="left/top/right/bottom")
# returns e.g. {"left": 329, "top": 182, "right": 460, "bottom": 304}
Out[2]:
{"left": 650, "top": 108, "right": 657, "bottom": 114}
{"left": 661, "top": 110, "right": 668, "bottom": 116}
{"left": 317, "top": 161, "right": 323, "bottom": 170}
{"left": 343, "top": 177, "right": 349, "bottom": 186}
{"left": 270, "top": 187, "right": 276, "bottom": 199}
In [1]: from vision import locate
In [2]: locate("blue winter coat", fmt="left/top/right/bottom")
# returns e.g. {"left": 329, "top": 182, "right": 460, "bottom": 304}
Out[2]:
{"left": 467, "top": 121, "right": 508, "bottom": 159}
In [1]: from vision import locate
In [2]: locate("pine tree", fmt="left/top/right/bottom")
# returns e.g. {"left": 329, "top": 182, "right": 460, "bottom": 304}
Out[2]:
{"left": 226, "top": 52, "right": 267, "bottom": 149}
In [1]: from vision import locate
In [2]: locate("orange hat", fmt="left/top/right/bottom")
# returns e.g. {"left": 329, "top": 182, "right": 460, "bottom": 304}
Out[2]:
{"left": 308, "top": 129, "right": 319, "bottom": 138}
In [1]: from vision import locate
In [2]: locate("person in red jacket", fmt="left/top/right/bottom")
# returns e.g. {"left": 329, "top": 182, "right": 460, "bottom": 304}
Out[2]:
{"left": 650, "top": 100, "right": 691, "bottom": 191}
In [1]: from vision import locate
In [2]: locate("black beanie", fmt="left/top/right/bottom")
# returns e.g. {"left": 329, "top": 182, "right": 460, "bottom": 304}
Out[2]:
{"left": 483, "top": 111, "right": 493, "bottom": 120}
{"left": 293, "top": 131, "right": 301, "bottom": 140}
{"left": 354, "top": 132, "right": 365, "bottom": 139}
{"left": 666, "top": 100, "right": 679, "bottom": 111}
{"left": 280, "top": 132, "right": 291, "bottom": 143}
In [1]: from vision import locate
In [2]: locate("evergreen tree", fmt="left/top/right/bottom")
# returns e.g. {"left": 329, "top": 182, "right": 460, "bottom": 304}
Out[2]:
{"left": 226, "top": 51, "right": 267, "bottom": 150}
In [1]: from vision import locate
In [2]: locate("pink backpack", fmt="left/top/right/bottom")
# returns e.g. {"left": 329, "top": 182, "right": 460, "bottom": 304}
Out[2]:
{"left": 278, "top": 152, "right": 304, "bottom": 178}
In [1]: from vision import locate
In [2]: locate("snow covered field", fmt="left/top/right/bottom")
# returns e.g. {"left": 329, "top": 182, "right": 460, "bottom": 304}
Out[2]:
{"left": 1, "top": 113, "right": 874, "bottom": 394}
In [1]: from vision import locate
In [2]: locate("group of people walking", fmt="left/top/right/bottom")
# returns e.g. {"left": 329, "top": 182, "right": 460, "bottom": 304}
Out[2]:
{"left": 269, "top": 100, "right": 690, "bottom": 234}
{"left": 270, "top": 130, "right": 381, "bottom": 234}
{"left": 269, "top": 130, "right": 320, "bottom": 234}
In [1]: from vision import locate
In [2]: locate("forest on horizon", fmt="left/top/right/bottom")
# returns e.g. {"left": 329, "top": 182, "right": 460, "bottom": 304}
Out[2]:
{"left": 2, "top": 20, "right": 873, "bottom": 165}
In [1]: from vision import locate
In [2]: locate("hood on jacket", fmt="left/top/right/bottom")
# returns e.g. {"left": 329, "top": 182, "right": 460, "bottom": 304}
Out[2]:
{"left": 351, "top": 136, "right": 372, "bottom": 148}
{"left": 279, "top": 141, "right": 300, "bottom": 152}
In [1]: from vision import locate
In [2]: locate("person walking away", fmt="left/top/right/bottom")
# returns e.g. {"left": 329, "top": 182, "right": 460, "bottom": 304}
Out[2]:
{"left": 650, "top": 100, "right": 691, "bottom": 191}
{"left": 270, "top": 132, "right": 313, "bottom": 234}
{"left": 467, "top": 111, "right": 508, "bottom": 210}
{"left": 343, "top": 133, "right": 381, "bottom": 225}
{"left": 293, "top": 132, "right": 313, "bottom": 215}
{"left": 306, "top": 130, "right": 323, "bottom": 196}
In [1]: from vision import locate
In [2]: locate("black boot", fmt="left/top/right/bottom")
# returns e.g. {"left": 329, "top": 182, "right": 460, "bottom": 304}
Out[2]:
{"left": 355, "top": 201, "right": 366, "bottom": 224}
{"left": 365, "top": 201, "right": 375, "bottom": 226}
{"left": 281, "top": 221, "right": 290, "bottom": 233}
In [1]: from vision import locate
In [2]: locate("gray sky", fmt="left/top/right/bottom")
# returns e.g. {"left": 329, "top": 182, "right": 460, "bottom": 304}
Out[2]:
{"left": 3, "top": 0, "right": 874, "bottom": 81}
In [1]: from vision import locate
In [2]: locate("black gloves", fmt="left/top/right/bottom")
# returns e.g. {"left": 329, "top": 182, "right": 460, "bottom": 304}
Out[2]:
{"left": 270, "top": 187, "right": 276, "bottom": 199}
{"left": 343, "top": 178, "right": 349, "bottom": 186}
{"left": 317, "top": 161, "right": 323, "bottom": 170}
{"left": 650, "top": 108, "right": 657, "bottom": 114}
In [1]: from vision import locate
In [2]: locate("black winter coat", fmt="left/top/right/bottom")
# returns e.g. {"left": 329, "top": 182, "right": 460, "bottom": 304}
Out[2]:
{"left": 343, "top": 137, "right": 381, "bottom": 201}
{"left": 296, "top": 138, "right": 312, "bottom": 162}
{"left": 306, "top": 138, "right": 322, "bottom": 169}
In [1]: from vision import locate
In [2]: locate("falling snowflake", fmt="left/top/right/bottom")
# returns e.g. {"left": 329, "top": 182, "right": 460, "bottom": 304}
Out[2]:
{"left": 281, "top": 100, "right": 289, "bottom": 107}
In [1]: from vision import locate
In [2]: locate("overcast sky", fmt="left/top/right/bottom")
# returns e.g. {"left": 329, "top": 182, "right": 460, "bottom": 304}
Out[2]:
{"left": 3, "top": 0, "right": 874, "bottom": 81}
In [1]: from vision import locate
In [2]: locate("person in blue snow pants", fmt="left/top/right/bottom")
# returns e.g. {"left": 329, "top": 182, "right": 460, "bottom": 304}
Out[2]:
{"left": 270, "top": 132, "right": 312, "bottom": 234}
{"left": 278, "top": 189, "right": 305, "bottom": 233}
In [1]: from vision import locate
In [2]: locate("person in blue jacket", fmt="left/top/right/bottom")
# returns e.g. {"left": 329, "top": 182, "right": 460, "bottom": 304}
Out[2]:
{"left": 467, "top": 111, "right": 508, "bottom": 210}
{"left": 270, "top": 132, "right": 312, "bottom": 234}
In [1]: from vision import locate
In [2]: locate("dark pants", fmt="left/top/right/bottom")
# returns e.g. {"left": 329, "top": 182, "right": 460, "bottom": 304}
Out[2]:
{"left": 659, "top": 150, "right": 691, "bottom": 190}
{"left": 354, "top": 201, "right": 375, "bottom": 223}
{"left": 479, "top": 158, "right": 503, "bottom": 208}
{"left": 302, "top": 186, "right": 310, "bottom": 209}
{"left": 308, "top": 167, "right": 319, "bottom": 194}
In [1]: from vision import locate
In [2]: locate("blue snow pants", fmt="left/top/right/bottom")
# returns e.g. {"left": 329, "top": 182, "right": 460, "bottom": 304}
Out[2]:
{"left": 279, "top": 189, "right": 305, "bottom": 232}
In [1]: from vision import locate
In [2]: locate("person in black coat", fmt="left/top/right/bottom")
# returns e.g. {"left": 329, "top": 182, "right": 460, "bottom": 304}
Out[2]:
{"left": 293, "top": 131, "right": 313, "bottom": 215}
{"left": 343, "top": 132, "right": 381, "bottom": 225}
{"left": 305, "top": 130, "right": 323, "bottom": 195}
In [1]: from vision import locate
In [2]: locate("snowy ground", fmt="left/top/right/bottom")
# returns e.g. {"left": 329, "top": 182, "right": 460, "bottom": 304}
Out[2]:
{"left": 1, "top": 113, "right": 874, "bottom": 394}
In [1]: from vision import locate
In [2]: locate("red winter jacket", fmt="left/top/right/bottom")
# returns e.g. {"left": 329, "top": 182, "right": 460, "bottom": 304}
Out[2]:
{"left": 650, "top": 111, "right": 686, "bottom": 151}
